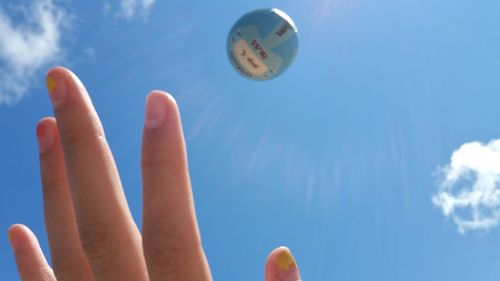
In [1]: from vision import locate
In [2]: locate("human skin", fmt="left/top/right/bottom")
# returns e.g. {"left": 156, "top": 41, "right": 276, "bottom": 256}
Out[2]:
{"left": 7, "top": 67, "right": 302, "bottom": 281}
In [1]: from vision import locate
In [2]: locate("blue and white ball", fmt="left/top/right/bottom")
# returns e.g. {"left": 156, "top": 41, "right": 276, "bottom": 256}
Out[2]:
{"left": 227, "top": 8, "right": 299, "bottom": 81}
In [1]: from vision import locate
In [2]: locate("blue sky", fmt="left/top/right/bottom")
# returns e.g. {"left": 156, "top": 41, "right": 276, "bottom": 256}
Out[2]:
{"left": 2, "top": 0, "right": 500, "bottom": 280}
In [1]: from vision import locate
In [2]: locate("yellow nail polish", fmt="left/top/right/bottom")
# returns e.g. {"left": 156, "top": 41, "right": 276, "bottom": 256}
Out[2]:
{"left": 46, "top": 76, "right": 56, "bottom": 94}
{"left": 277, "top": 249, "right": 297, "bottom": 271}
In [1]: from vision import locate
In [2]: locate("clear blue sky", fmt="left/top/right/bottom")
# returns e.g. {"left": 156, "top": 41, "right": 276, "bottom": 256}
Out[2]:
{"left": 2, "top": 0, "right": 500, "bottom": 280}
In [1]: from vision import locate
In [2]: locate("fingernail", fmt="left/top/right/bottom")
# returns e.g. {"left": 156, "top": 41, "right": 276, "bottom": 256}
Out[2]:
{"left": 274, "top": 248, "right": 301, "bottom": 281}
{"left": 37, "top": 121, "right": 55, "bottom": 153}
{"left": 8, "top": 230, "right": 17, "bottom": 252}
{"left": 145, "top": 92, "right": 168, "bottom": 129}
{"left": 46, "top": 73, "right": 67, "bottom": 105}
{"left": 277, "top": 248, "right": 298, "bottom": 271}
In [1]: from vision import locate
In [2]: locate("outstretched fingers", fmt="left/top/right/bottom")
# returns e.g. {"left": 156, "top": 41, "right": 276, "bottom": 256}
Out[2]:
{"left": 16, "top": 66, "right": 300, "bottom": 281}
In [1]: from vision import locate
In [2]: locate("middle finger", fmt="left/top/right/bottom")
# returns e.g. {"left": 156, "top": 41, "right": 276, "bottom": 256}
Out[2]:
{"left": 46, "top": 67, "right": 148, "bottom": 281}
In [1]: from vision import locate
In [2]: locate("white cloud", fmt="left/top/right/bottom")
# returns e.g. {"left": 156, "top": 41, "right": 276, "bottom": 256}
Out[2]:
{"left": 0, "top": 0, "right": 69, "bottom": 105}
{"left": 119, "top": 0, "right": 156, "bottom": 19}
{"left": 433, "top": 139, "right": 500, "bottom": 233}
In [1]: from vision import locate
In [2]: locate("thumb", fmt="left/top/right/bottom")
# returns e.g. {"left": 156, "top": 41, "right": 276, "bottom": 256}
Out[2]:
{"left": 265, "top": 246, "right": 302, "bottom": 281}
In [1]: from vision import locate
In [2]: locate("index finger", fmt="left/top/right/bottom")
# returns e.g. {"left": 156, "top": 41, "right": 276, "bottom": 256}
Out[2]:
{"left": 46, "top": 67, "right": 148, "bottom": 280}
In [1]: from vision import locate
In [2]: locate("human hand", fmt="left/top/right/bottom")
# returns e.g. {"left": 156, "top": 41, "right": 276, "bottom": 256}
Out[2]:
{"left": 7, "top": 67, "right": 302, "bottom": 281}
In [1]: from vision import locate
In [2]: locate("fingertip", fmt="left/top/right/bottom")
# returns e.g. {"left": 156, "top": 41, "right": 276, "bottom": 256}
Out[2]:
{"left": 7, "top": 224, "right": 37, "bottom": 253}
{"left": 8, "top": 224, "right": 36, "bottom": 238}
{"left": 8, "top": 224, "right": 31, "bottom": 237}
{"left": 145, "top": 90, "right": 177, "bottom": 130}
{"left": 267, "top": 246, "right": 297, "bottom": 268}
{"left": 9, "top": 225, "right": 56, "bottom": 280}
{"left": 37, "top": 117, "right": 57, "bottom": 134}
{"left": 38, "top": 116, "right": 56, "bottom": 124}
{"left": 36, "top": 117, "right": 57, "bottom": 154}
{"left": 148, "top": 90, "right": 177, "bottom": 108}
{"left": 46, "top": 66, "right": 69, "bottom": 77}
{"left": 46, "top": 67, "right": 70, "bottom": 106}
{"left": 46, "top": 67, "right": 82, "bottom": 88}
{"left": 46, "top": 66, "right": 71, "bottom": 89}
{"left": 266, "top": 246, "right": 301, "bottom": 281}
{"left": 268, "top": 246, "right": 291, "bottom": 255}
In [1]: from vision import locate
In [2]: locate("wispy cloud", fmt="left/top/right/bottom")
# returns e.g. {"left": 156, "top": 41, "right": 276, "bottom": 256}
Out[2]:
{"left": 119, "top": 0, "right": 156, "bottom": 19}
{"left": 433, "top": 140, "right": 500, "bottom": 233}
{"left": 0, "top": 0, "right": 69, "bottom": 105}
